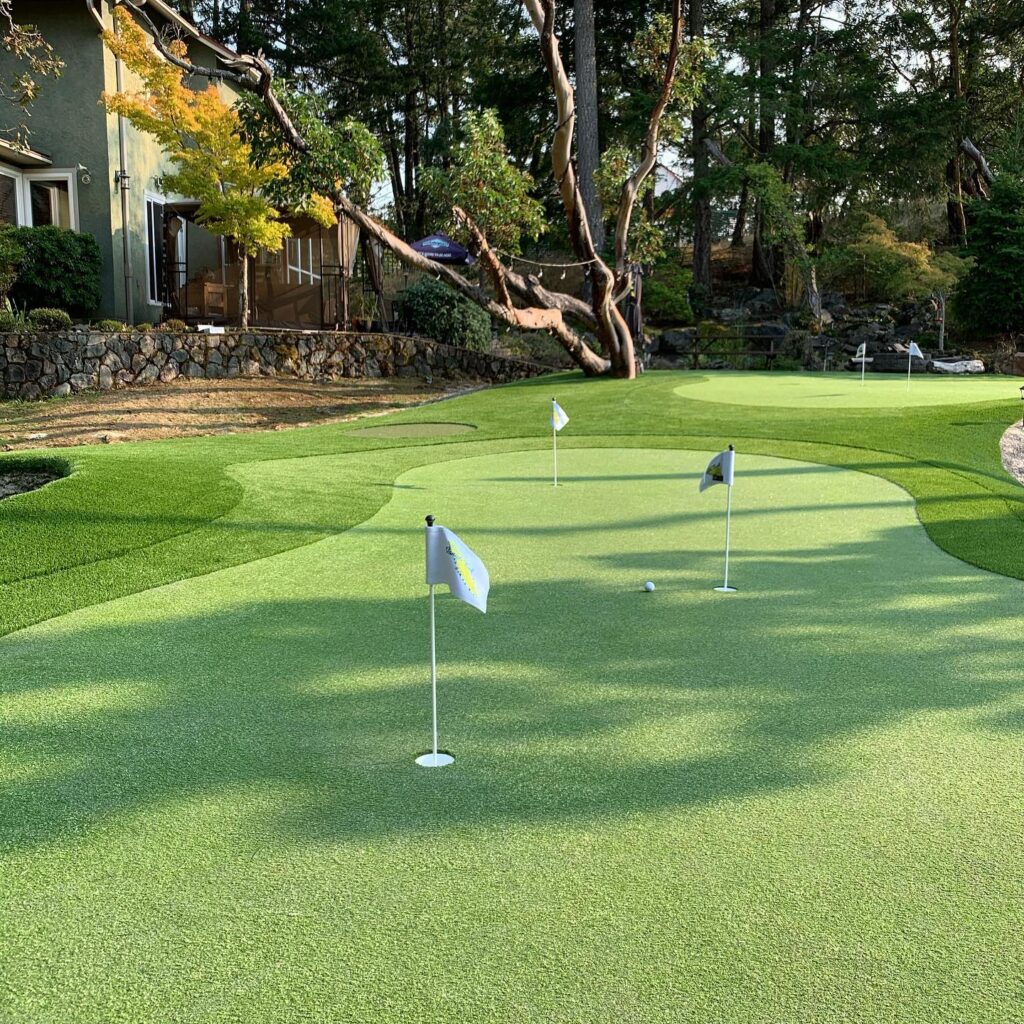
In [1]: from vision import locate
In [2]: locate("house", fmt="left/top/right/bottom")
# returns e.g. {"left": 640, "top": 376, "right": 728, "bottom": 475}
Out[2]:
{"left": 0, "top": 0, "right": 366, "bottom": 328}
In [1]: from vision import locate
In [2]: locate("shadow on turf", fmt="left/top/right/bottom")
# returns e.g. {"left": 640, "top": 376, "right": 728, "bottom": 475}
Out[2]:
{"left": 1, "top": 522, "right": 1020, "bottom": 853}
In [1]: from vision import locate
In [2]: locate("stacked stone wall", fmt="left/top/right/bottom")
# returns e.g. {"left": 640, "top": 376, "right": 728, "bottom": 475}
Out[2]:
{"left": 0, "top": 330, "right": 551, "bottom": 400}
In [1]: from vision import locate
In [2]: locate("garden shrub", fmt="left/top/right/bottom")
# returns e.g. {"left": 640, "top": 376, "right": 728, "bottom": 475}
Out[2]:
{"left": 397, "top": 276, "right": 492, "bottom": 351}
{"left": 494, "top": 329, "right": 574, "bottom": 368}
{"left": 95, "top": 319, "right": 128, "bottom": 332}
{"left": 160, "top": 318, "right": 189, "bottom": 332}
{"left": 818, "top": 213, "right": 964, "bottom": 303}
{"left": 0, "top": 230, "right": 24, "bottom": 305}
{"left": 8, "top": 226, "right": 102, "bottom": 317}
{"left": 644, "top": 258, "right": 695, "bottom": 325}
{"left": 28, "top": 308, "right": 73, "bottom": 331}
{"left": 0, "top": 308, "right": 27, "bottom": 332}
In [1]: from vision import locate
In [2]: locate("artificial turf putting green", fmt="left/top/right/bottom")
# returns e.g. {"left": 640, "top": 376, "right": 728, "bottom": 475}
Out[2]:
{"left": 2, "top": 370, "right": 1022, "bottom": 637}
{"left": 674, "top": 370, "right": 1019, "bottom": 408}
{"left": 2, "top": 445, "right": 1022, "bottom": 1022}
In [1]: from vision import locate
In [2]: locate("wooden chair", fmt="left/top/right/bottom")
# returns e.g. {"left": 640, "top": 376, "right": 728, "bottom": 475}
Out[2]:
{"left": 202, "top": 282, "right": 228, "bottom": 317}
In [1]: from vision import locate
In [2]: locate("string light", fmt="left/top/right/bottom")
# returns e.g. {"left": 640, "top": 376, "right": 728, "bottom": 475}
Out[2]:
{"left": 495, "top": 248, "right": 600, "bottom": 270}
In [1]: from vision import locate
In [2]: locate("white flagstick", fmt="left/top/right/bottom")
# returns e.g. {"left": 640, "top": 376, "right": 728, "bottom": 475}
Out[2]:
{"left": 714, "top": 485, "right": 737, "bottom": 593}
{"left": 907, "top": 349, "right": 912, "bottom": 391}
{"left": 417, "top": 516, "right": 454, "bottom": 768}
{"left": 553, "top": 412, "right": 558, "bottom": 487}
{"left": 861, "top": 351, "right": 866, "bottom": 386}
{"left": 713, "top": 446, "right": 737, "bottom": 593}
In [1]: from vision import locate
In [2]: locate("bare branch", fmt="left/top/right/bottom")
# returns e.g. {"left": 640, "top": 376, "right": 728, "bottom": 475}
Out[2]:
{"left": 613, "top": 0, "right": 683, "bottom": 282}
{"left": 960, "top": 137, "right": 995, "bottom": 187}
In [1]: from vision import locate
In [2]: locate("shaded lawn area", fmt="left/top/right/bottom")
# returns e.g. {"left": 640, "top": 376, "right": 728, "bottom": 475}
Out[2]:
{"left": 1, "top": 446, "right": 1022, "bottom": 1022}
{"left": 0, "top": 370, "right": 1021, "bottom": 637}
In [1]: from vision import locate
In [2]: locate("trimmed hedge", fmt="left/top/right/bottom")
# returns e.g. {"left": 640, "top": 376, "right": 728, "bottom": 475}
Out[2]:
{"left": 7, "top": 225, "right": 102, "bottom": 317}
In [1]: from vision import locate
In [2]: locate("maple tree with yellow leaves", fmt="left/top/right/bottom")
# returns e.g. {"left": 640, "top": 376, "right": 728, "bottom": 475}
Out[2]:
{"left": 101, "top": 7, "right": 291, "bottom": 327}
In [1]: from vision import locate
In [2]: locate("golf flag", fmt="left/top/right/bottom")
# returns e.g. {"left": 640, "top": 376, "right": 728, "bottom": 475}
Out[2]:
{"left": 699, "top": 447, "right": 735, "bottom": 493}
{"left": 551, "top": 400, "right": 569, "bottom": 431}
{"left": 855, "top": 342, "right": 867, "bottom": 360}
{"left": 908, "top": 341, "right": 924, "bottom": 359}
{"left": 425, "top": 522, "right": 489, "bottom": 613}
{"left": 700, "top": 446, "right": 738, "bottom": 592}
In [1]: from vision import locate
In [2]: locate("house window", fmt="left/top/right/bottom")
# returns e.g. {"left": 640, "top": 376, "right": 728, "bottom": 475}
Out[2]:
{"left": 28, "top": 178, "right": 73, "bottom": 228}
{"left": 146, "top": 196, "right": 165, "bottom": 305}
{"left": 0, "top": 166, "right": 78, "bottom": 229}
{"left": 285, "top": 236, "right": 319, "bottom": 286}
{"left": 0, "top": 172, "right": 18, "bottom": 226}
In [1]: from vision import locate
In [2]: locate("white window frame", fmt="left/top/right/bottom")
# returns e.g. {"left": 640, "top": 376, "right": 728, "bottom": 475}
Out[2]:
{"left": 285, "top": 236, "right": 319, "bottom": 286}
{"left": 144, "top": 191, "right": 168, "bottom": 307}
{"left": 22, "top": 169, "right": 79, "bottom": 230}
{"left": 0, "top": 167, "right": 24, "bottom": 226}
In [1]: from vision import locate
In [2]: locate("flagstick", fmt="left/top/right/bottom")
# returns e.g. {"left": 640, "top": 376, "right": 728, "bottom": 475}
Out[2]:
{"left": 861, "top": 353, "right": 866, "bottom": 386}
{"left": 429, "top": 583, "right": 438, "bottom": 757}
{"left": 714, "top": 485, "right": 737, "bottom": 593}
{"left": 416, "top": 520, "right": 454, "bottom": 768}
{"left": 907, "top": 350, "right": 912, "bottom": 391}
{"left": 553, "top": 417, "right": 558, "bottom": 487}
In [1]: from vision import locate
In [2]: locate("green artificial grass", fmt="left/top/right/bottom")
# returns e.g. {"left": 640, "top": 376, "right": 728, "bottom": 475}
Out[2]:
{"left": 1, "top": 370, "right": 1024, "bottom": 1019}
{"left": 1, "top": 369, "right": 1022, "bottom": 637}
{"left": 675, "top": 370, "right": 1019, "bottom": 408}
{"left": 2, "top": 446, "right": 1023, "bottom": 1022}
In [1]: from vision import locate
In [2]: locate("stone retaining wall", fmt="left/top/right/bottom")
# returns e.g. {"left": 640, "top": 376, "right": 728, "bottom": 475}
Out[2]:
{"left": 0, "top": 330, "right": 551, "bottom": 400}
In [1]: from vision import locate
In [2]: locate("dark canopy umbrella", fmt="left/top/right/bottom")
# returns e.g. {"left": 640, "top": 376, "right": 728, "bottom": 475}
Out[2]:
{"left": 411, "top": 232, "right": 476, "bottom": 265}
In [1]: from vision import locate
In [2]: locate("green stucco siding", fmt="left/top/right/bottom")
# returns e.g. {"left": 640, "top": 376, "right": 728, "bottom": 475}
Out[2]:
{"left": 1, "top": 1, "right": 116, "bottom": 314}
{"left": 2, "top": 2, "right": 240, "bottom": 323}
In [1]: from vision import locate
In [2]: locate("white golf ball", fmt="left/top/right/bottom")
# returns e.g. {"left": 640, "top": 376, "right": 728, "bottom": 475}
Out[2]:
{"left": 644, "top": 581, "right": 655, "bottom": 592}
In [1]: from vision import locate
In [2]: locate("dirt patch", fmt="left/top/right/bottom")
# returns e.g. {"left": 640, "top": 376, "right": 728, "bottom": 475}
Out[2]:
{"left": 1001, "top": 420, "right": 1024, "bottom": 486}
{"left": 0, "top": 470, "right": 61, "bottom": 500}
{"left": 0, "top": 377, "right": 476, "bottom": 450}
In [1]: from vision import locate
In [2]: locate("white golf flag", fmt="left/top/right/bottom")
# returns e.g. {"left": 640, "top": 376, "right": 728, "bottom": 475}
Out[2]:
{"left": 700, "top": 447, "right": 735, "bottom": 493}
{"left": 551, "top": 400, "right": 569, "bottom": 432}
{"left": 908, "top": 342, "right": 924, "bottom": 359}
{"left": 425, "top": 524, "right": 489, "bottom": 613}
{"left": 855, "top": 342, "right": 867, "bottom": 360}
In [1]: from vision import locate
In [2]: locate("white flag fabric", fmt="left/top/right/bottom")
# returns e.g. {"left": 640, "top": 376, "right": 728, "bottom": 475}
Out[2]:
{"left": 551, "top": 400, "right": 569, "bottom": 432}
{"left": 700, "top": 448, "right": 735, "bottom": 493}
{"left": 908, "top": 342, "right": 924, "bottom": 359}
{"left": 425, "top": 525, "right": 489, "bottom": 613}
{"left": 855, "top": 343, "right": 867, "bottom": 359}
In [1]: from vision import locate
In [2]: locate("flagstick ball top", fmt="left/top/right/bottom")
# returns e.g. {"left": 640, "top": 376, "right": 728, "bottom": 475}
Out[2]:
{"left": 644, "top": 581, "right": 655, "bottom": 592}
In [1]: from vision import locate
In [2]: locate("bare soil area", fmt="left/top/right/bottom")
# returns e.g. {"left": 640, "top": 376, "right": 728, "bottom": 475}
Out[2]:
{"left": 0, "top": 377, "right": 468, "bottom": 450}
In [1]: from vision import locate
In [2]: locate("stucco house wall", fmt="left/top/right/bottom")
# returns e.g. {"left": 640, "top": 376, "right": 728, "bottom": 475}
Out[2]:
{"left": 0, "top": 1, "right": 241, "bottom": 323}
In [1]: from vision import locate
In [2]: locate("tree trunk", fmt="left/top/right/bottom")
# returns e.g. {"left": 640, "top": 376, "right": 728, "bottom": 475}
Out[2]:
{"left": 946, "top": 0, "right": 967, "bottom": 243}
{"left": 238, "top": 242, "right": 250, "bottom": 329}
{"left": 527, "top": 0, "right": 637, "bottom": 377}
{"left": 574, "top": 0, "right": 604, "bottom": 255}
{"left": 751, "top": 0, "right": 777, "bottom": 287}
{"left": 689, "top": 0, "right": 712, "bottom": 301}
{"left": 731, "top": 180, "right": 748, "bottom": 248}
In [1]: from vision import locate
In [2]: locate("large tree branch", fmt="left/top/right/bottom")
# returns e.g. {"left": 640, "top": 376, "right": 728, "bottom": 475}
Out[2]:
{"left": 524, "top": 0, "right": 636, "bottom": 376}
{"left": 111, "top": 0, "right": 616, "bottom": 374}
{"left": 960, "top": 137, "right": 994, "bottom": 187}
{"left": 613, "top": 0, "right": 683, "bottom": 282}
